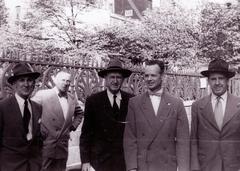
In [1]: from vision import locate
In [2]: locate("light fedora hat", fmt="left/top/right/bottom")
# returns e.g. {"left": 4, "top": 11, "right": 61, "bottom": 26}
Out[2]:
{"left": 98, "top": 58, "right": 132, "bottom": 78}
{"left": 8, "top": 62, "right": 41, "bottom": 84}
{"left": 201, "top": 58, "right": 235, "bottom": 78}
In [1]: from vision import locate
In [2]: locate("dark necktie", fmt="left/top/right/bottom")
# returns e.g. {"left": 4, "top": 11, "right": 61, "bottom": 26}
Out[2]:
{"left": 113, "top": 94, "right": 120, "bottom": 117}
{"left": 58, "top": 91, "right": 68, "bottom": 98}
{"left": 23, "top": 100, "right": 31, "bottom": 134}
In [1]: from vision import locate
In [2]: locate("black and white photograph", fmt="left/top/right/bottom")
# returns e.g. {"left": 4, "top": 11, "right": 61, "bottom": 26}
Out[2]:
{"left": 0, "top": 0, "right": 240, "bottom": 171}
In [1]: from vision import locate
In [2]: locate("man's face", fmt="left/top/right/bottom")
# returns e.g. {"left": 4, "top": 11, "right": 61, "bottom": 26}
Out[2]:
{"left": 13, "top": 76, "right": 35, "bottom": 99}
{"left": 54, "top": 72, "right": 71, "bottom": 93}
{"left": 208, "top": 72, "right": 229, "bottom": 96}
{"left": 105, "top": 72, "right": 124, "bottom": 94}
{"left": 144, "top": 64, "right": 163, "bottom": 92}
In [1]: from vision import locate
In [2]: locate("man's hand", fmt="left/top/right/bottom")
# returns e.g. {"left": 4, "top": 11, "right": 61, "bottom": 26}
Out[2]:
{"left": 82, "top": 163, "right": 94, "bottom": 171}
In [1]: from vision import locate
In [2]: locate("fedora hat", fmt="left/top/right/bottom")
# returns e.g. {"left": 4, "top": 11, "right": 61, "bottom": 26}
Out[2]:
{"left": 8, "top": 62, "right": 41, "bottom": 84}
{"left": 201, "top": 58, "right": 235, "bottom": 78}
{"left": 98, "top": 59, "right": 132, "bottom": 78}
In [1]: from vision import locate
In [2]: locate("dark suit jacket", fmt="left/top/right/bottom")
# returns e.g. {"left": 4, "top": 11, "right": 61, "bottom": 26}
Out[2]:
{"left": 33, "top": 88, "right": 83, "bottom": 159}
{"left": 80, "top": 90, "right": 134, "bottom": 170}
{"left": 0, "top": 96, "right": 42, "bottom": 171}
{"left": 124, "top": 92, "right": 190, "bottom": 171}
{"left": 191, "top": 93, "right": 240, "bottom": 171}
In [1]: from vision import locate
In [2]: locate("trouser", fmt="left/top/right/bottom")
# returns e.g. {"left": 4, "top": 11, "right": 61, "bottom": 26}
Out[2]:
{"left": 42, "top": 157, "right": 67, "bottom": 171}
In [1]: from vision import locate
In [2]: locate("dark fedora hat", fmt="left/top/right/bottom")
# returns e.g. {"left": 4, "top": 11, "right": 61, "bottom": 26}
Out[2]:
{"left": 201, "top": 58, "right": 235, "bottom": 78}
{"left": 8, "top": 62, "right": 41, "bottom": 84}
{"left": 98, "top": 59, "right": 132, "bottom": 78}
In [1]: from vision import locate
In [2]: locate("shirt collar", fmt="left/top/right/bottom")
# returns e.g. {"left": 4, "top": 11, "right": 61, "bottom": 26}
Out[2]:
{"left": 211, "top": 91, "right": 227, "bottom": 101}
{"left": 15, "top": 93, "right": 29, "bottom": 106}
{"left": 54, "top": 87, "right": 60, "bottom": 94}
{"left": 148, "top": 88, "right": 163, "bottom": 97}
{"left": 107, "top": 89, "right": 122, "bottom": 100}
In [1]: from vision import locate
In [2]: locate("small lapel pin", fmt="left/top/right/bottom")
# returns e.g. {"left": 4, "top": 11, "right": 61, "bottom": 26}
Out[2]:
{"left": 167, "top": 103, "right": 171, "bottom": 106}
{"left": 38, "top": 118, "right": 41, "bottom": 124}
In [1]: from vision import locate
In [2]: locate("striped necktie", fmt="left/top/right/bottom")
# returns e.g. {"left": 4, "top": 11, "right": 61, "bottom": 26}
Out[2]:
{"left": 214, "top": 96, "right": 223, "bottom": 130}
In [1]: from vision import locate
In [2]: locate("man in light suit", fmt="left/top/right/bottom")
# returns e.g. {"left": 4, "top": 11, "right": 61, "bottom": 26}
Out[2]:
{"left": 33, "top": 71, "right": 83, "bottom": 171}
{"left": 80, "top": 58, "right": 134, "bottom": 171}
{"left": 124, "top": 60, "right": 190, "bottom": 171}
{"left": 0, "top": 62, "right": 42, "bottom": 171}
{"left": 191, "top": 58, "right": 240, "bottom": 171}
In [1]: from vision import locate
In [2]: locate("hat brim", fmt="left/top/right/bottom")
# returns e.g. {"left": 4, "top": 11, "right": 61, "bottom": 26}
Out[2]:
{"left": 98, "top": 68, "right": 132, "bottom": 78}
{"left": 201, "top": 70, "right": 235, "bottom": 78}
{"left": 8, "top": 72, "right": 41, "bottom": 84}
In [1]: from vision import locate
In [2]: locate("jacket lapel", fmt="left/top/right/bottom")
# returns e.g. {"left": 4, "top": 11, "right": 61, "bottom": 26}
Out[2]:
{"left": 140, "top": 92, "right": 159, "bottom": 129}
{"left": 156, "top": 93, "right": 172, "bottom": 120}
{"left": 60, "top": 94, "right": 75, "bottom": 132}
{"left": 11, "top": 97, "right": 25, "bottom": 134}
{"left": 222, "top": 93, "right": 240, "bottom": 128}
{"left": 199, "top": 95, "right": 220, "bottom": 132}
{"left": 49, "top": 90, "right": 65, "bottom": 123}
{"left": 30, "top": 100, "right": 40, "bottom": 138}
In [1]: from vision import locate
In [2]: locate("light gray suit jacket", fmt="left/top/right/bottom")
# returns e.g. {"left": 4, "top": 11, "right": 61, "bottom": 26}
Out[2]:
{"left": 32, "top": 88, "right": 83, "bottom": 159}
{"left": 191, "top": 93, "right": 240, "bottom": 171}
{"left": 124, "top": 92, "right": 190, "bottom": 171}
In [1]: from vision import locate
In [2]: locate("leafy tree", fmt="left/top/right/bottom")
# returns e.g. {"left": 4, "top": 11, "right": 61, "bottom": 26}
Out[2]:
{"left": 0, "top": 0, "right": 8, "bottom": 27}
{"left": 198, "top": 2, "right": 240, "bottom": 63}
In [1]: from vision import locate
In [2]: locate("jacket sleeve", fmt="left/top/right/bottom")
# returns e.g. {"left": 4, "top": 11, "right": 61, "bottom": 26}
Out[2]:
{"left": 124, "top": 98, "right": 138, "bottom": 171}
{"left": 190, "top": 101, "right": 200, "bottom": 170}
{"left": 31, "top": 91, "right": 43, "bottom": 105}
{"left": 176, "top": 100, "right": 190, "bottom": 171}
{"left": 71, "top": 98, "right": 84, "bottom": 131}
{"left": 80, "top": 97, "right": 93, "bottom": 163}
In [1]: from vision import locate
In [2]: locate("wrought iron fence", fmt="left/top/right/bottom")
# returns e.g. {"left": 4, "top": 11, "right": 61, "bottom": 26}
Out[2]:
{"left": 1, "top": 48, "right": 239, "bottom": 102}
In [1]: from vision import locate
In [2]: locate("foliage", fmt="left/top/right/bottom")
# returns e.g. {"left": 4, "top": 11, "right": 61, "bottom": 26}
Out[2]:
{"left": 198, "top": 2, "right": 240, "bottom": 63}
{"left": 0, "top": 0, "right": 8, "bottom": 27}
{"left": 2, "top": 1, "right": 240, "bottom": 71}
{"left": 24, "top": 0, "right": 97, "bottom": 47}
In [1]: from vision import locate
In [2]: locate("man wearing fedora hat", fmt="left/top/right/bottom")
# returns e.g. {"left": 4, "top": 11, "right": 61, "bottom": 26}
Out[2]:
{"left": 191, "top": 58, "right": 240, "bottom": 171}
{"left": 80, "top": 58, "right": 134, "bottom": 171}
{"left": 0, "top": 62, "right": 43, "bottom": 171}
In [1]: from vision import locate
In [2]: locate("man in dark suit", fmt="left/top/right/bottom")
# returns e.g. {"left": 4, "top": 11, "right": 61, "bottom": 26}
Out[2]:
{"left": 124, "top": 60, "right": 190, "bottom": 171}
{"left": 0, "top": 62, "right": 42, "bottom": 171}
{"left": 32, "top": 71, "right": 83, "bottom": 171}
{"left": 80, "top": 58, "right": 134, "bottom": 171}
{"left": 191, "top": 59, "right": 240, "bottom": 171}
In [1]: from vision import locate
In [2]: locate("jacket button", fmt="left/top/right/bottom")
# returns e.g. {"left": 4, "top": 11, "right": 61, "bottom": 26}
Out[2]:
{"left": 52, "top": 118, "right": 55, "bottom": 121}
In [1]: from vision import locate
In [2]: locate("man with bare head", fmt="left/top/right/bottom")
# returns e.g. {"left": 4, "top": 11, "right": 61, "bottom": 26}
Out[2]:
{"left": 33, "top": 70, "right": 84, "bottom": 171}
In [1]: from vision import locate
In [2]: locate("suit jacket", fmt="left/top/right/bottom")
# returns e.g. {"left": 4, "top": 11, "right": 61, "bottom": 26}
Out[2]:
{"left": 80, "top": 90, "right": 134, "bottom": 170}
{"left": 0, "top": 96, "right": 42, "bottom": 171}
{"left": 124, "top": 92, "right": 190, "bottom": 171}
{"left": 32, "top": 88, "right": 83, "bottom": 159}
{"left": 191, "top": 93, "right": 240, "bottom": 171}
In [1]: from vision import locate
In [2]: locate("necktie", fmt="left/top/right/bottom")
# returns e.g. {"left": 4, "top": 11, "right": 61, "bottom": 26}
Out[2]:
{"left": 214, "top": 96, "right": 223, "bottom": 130}
{"left": 23, "top": 100, "right": 31, "bottom": 134}
{"left": 148, "top": 90, "right": 162, "bottom": 97}
{"left": 58, "top": 91, "right": 68, "bottom": 98}
{"left": 113, "top": 94, "right": 120, "bottom": 117}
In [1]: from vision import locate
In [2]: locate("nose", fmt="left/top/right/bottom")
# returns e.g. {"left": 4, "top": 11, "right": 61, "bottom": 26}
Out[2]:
{"left": 216, "top": 78, "right": 220, "bottom": 84}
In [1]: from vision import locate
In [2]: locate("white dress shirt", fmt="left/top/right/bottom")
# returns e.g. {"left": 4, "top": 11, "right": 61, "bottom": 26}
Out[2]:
{"left": 107, "top": 89, "right": 121, "bottom": 108}
{"left": 149, "top": 88, "right": 163, "bottom": 116}
{"left": 211, "top": 91, "right": 227, "bottom": 117}
{"left": 54, "top": 87, "right": 69, "bottom": 119}
{"left": 15, "top": 93, "right": 32, "bottom": 140}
